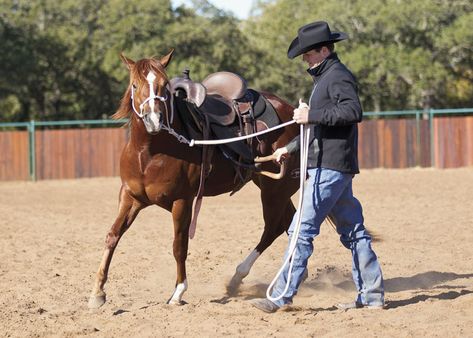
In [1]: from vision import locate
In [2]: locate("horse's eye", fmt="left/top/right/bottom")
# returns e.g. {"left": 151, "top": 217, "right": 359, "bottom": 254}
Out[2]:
{"left": 132, "top": 84, "right": 137, "bottom": 89}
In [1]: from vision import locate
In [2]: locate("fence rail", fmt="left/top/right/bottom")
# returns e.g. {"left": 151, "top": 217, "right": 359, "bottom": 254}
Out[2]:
{"left": 1, "top": 109, "right": 472, "bottom": 181}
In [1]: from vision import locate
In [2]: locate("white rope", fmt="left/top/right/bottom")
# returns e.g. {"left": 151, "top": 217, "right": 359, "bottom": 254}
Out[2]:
{"left": 189, "top": 120, "right": 296, "bottom": 146}
{"left": 266, "top": 123, "right": 310, "bottom": 302}
{"left": 161, "top": 92, "right": 313, "bottom": 302}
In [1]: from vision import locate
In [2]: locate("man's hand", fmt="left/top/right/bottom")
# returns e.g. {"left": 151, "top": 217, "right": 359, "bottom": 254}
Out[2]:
{"left": 293, "top": 99, "right": 309, "bottom": 124}
{"left": 273, "top": 147, "right": 289, "bottom": 163}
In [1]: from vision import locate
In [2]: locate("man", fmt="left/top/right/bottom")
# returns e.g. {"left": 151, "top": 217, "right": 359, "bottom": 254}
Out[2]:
{"left": 250, "top": 21, "right": 385, "bottom": 313}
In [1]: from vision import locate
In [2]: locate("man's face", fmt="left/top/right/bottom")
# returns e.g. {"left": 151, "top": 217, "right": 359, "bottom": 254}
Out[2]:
{"left": 302, "top": 48, "right": 327, "bottom": 69}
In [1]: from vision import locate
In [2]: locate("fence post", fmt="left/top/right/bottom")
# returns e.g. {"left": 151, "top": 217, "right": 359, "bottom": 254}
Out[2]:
{"left": 415, "top": 110, "right": 420, "bottom": 167}
{"left": 429, "top": 109, "right": 435, "bottom": 168}
{"left": 28, "top": 120, "right": 36, "bottom": 181}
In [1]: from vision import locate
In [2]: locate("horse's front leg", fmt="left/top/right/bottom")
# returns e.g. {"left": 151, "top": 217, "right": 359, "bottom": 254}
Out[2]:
{"left": 167, "top": 199, "right": 192, "bottom": 305}
{"left": 88, "top": 187, "right": 144, "bottom": 308}
{"left": 227, "top": 178, "right": 297, "bottom": 295}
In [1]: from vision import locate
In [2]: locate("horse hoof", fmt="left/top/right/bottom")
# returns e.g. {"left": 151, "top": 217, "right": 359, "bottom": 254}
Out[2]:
{"left": 88, "top": 294, "right": 106, "bottom": 309}
{"left": 167, "top": 296, "right": 186, "bottom": 305}
{"left": 226, "top": 275, "right": 243, "bottom": 296}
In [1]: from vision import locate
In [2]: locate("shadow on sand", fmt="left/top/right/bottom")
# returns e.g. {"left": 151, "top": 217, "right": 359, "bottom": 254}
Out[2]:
{"left": 236, "top": 270, "right": 473, "bottom": 311}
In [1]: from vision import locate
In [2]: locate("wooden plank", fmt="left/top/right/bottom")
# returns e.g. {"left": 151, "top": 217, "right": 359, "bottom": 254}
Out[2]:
{"left": 455, "top": 118, "right": 466, "bottom": 167}
{"left": 419, "top": 120, "right": 430, "bottom": 167}
{"left": 377, "top": 119, "right": 385, "bottom": 168}
{"left": 0, "top": 131, "right": 29, "bottom": 181}
{"left": 406, "top": 119, "right": 417, "bottom": 167}
{"left": 433, "top": 118, "right": 442, "bottom": 168}
{"left": 467, "top": 117, "right": 473, "bottom": 167}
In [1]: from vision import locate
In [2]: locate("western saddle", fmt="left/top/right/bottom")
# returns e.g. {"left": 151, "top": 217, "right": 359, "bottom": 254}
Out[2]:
{"left": 169, "top": 69, "right": 284, "bottom": 236}
{"left": 170, "top": 69, "right": 271, "bottom": 165}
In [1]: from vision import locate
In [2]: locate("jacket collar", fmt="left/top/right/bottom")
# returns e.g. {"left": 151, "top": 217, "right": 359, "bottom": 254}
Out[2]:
{"left": 307, "top": 52, "right": 340, "bottom": 79}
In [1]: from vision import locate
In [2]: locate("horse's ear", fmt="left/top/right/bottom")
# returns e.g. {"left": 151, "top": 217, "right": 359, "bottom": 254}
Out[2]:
{"left": 120, "top": 53, "right": 135, "bottom": 70}
{"left": 159, "top": 49, "right": 174, "bottom": 68}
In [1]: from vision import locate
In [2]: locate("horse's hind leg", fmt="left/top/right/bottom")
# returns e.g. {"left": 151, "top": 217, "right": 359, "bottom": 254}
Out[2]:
{"left": 167, "top": 199, "right": 192, "bottom": 305}
{"left": 88, "top": 187, "right": 144, "bottom": 309}
{"left": 227, "top": 184, "right": 296, "bottom": 295}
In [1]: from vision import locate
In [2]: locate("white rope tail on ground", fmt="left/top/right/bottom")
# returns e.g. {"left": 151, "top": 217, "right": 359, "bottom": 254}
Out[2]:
{"left": 266, "top": 123, "right": 311, "bottom": 303}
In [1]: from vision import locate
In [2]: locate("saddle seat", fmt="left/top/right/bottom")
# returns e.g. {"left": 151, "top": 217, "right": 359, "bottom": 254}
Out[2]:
{"left": 202, "top": 71, "right": 247, "bottom": 101}
{"left": 170, "top": 71, "right": 249, "bottom": 126}
{"left": 199, "top": 72, "right": 249, "bottom": 126}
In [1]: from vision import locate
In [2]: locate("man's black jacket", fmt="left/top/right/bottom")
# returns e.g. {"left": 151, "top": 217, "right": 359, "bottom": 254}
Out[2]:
{"left": 286, "top": 53, "right": 362, "bottom": 174}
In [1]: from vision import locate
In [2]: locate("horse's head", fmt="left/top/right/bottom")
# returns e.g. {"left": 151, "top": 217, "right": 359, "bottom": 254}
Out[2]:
{"left": 117, "top": 50, "right": 174, "bottom": 134}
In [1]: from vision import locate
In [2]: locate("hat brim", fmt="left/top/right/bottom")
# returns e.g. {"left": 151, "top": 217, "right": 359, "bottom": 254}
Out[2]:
{"left": 287, "top": 32, "right": 348, "bottom": 59}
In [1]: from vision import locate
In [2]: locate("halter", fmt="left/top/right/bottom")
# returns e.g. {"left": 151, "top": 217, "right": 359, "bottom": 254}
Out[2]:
{"left": 130, "top": 72, "right": 168, "bottom": 118}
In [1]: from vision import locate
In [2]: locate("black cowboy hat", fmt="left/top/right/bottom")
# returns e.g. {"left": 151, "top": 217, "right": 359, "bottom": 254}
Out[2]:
{"left": 287, "top": 21, "right": 348, "bottom": 59}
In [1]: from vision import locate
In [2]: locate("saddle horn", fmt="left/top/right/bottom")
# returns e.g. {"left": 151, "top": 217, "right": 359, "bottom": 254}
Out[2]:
{"left": 254, "top": 155, "right": 287, "bottom": 180}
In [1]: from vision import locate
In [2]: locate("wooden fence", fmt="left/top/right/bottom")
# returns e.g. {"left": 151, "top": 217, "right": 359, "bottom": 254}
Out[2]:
{"left": 35, "top": 128, "right": 127, "bottom": 180}
{"left": 0, "top": 116, "right": 472, "bottom": 181}
{"left": 0, "top": 131, "right": 29, "bottom": 181}
{"left": 358, "top": 119, "right": 431, "bottom": 169}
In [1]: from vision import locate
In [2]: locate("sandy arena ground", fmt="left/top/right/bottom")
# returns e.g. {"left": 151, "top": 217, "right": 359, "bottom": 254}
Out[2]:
{"left": 1, "top": 169, "right": 473, "bottom": 337}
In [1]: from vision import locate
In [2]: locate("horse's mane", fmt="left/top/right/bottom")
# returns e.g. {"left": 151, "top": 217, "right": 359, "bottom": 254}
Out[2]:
{"left": 112, "top": 58, "right": 169, "bottom": 120}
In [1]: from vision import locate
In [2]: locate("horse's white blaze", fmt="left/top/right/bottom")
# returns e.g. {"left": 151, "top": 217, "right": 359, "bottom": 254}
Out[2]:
{"left": 169, "top": 279, "right": 188, "bottom": 304}
{"left": 149, "top": 110, "right": 161, "bottom": 127}
{"left": 236, "top": 250, "right": 260, "bottom": 277}
{"left": 146, "top": 71, "right": 157, "bottom": 112}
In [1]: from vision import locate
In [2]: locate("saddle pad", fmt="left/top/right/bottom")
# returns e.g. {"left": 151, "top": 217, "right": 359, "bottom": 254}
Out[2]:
{"left": 251, "top": 90, "right": 280, "bottom": 129}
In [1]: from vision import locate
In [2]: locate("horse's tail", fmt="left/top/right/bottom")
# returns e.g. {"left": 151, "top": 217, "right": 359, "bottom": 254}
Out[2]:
{"left": 325, "top": 216, "right": 382, "bottom": 243}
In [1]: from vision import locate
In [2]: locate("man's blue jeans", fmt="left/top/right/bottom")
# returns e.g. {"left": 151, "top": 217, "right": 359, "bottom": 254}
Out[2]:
{"left": 270, "top": 168, "right": 384, "bottom": 307}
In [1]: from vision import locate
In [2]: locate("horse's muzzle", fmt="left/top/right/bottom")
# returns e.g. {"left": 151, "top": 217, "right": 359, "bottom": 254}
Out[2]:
{"left": 143, "top": 111, "right": 163, "bottom": 134}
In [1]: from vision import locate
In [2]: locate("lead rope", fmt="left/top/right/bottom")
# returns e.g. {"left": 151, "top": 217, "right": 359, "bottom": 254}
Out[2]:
{"left": 160, "top": 91, "right": 313, "bottom": 302}
{"left": 266, "top": 121, "right": 310, "bottom": 303}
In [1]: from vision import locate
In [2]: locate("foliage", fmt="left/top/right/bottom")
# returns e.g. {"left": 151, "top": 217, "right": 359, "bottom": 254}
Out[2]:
{"left": 0, "top": 0, "right": 472, "bottom": 121}
{"left": 245, "top": 0, "right": 473, "bottom": 110}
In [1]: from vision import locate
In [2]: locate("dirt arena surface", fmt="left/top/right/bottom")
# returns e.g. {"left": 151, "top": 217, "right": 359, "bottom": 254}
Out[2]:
{"left": 1, "top": 168, "right": 473, "bottom": 337}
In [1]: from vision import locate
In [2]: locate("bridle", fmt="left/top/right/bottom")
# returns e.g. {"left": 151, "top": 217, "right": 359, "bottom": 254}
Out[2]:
{"left": 129, "top": 70, "right": 187, "bottom": 141}
{"left": 130, "top": 72, "right": 168, "bottom": 119}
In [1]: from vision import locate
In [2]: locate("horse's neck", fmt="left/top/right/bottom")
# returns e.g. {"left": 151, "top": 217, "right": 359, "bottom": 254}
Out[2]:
{"left": 128, "top": 112, "right": 185, "bottom": 153}
{"left": 128, "top": 117, "right": 151, "bottom": 148}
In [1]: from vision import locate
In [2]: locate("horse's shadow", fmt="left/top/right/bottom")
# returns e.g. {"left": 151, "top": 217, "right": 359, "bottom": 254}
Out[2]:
{"left": 224, "top": 270, "right": 473, "bottom": 311}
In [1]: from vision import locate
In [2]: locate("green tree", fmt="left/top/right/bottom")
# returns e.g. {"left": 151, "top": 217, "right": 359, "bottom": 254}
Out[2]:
{"left": 245, "top": 0, "right": 473, "bottom": 110}
{"left": 0, "top": 0, "right": 262, "bottom": 121}
{"left": 0, "top": 0, "right": 115, "bottom": 120}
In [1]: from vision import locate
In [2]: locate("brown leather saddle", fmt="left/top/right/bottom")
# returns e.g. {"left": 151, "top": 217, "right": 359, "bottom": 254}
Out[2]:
{"left": 170, "top": 69, "right": 278, "bottom": 166}
{"left": 169, "top": 70, "right": 282, "bottom": 233}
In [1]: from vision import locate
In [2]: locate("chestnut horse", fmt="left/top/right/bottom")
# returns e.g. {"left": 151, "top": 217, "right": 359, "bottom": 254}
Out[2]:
{"left": 88, "top": 50, "right": 300, "bottom": 308}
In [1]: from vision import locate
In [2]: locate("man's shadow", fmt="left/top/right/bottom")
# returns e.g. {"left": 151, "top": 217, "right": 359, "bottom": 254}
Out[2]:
{"left": 230, "top": 270, "right": 473, "bottom": 311}
{"left": 381, "top": 271, "right": 473, "bottom": 309}
{"left": 319, "top": 270, "right": 473, "bottom": 310}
